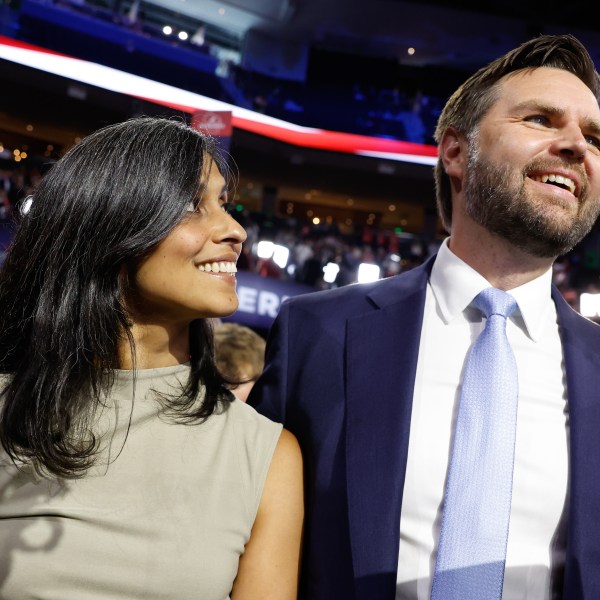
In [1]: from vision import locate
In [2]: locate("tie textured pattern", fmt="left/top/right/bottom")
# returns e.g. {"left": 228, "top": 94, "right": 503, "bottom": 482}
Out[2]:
{"left": 430, "top": 287, "right": 518, "bottom": 600}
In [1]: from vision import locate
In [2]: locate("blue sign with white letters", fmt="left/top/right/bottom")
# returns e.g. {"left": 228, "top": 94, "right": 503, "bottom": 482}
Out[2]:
{"left": 226, "top": 271, "right": 316, "bottom": 331}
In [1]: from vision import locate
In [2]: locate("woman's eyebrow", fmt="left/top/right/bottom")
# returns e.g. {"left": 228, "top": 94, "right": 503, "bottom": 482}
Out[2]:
{"left": 197, "top": 181, "right": 228, "bottom": 197}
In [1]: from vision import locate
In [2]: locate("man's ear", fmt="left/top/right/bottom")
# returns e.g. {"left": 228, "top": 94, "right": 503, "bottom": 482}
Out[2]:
{"left": 439, "top": 127, "right": 467, "bottom": 179}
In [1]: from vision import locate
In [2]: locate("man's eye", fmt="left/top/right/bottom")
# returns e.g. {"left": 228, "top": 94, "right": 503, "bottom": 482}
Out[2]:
{"left": 525, "top": 114, "right": 550, "bottom": 126}
{"left": 222, "top": 201, "right": 235, "bottom": 213}
{"left": 585, "top": 135, "right": 600, "bottom": 149}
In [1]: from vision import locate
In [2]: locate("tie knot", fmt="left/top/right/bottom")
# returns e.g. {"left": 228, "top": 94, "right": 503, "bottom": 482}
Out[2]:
{"left": 472, "top": 287, "right": 517, "bottom": 320}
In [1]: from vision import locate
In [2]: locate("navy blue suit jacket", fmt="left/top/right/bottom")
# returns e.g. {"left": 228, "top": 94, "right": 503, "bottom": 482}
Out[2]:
{"left": 248, "top": 256, "right": 600, "bottom": 599}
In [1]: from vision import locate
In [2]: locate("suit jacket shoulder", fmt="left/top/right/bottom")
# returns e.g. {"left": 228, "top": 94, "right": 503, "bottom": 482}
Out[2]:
{"left": 552, "top": 286, "right": 600, "bottom": 598}
{"left": 282, "top": 255, "right": 435, "bottom": 318}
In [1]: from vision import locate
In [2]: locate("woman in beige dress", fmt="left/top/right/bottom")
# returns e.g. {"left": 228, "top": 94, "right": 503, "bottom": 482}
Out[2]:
{"left": 0, "top": 116, "right": 303, "bottom": 599}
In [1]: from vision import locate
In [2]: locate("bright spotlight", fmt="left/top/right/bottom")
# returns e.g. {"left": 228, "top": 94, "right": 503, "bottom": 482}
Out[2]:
{"left": 178, "top": 31, "right": 188, "bottom": 41}
{"left": 357, "top": 263, "right": 380, "bottom": 283}
{"left": 323, "top": 262, "right": 340, "bottom": 284}
{"left": 580, "top": 293, "right": 600, "bottom": 317}
{"left": 163, "top": 25, "right": 173, "bottom": 35}
{"left": 272, "top": 244, "right": 290, "bottom": 269}
{"left": 256, "top": 241, "right": 274, "bottom": 259}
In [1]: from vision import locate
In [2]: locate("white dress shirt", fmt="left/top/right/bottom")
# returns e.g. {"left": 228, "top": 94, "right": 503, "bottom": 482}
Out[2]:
{"left": 396, "top": 239, "right": 569, "bottom": 599}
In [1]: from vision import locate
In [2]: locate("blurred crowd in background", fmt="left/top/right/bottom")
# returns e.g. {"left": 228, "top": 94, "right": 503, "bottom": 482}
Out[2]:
{"left": 2, "top": 160, "right": 600, "bottom": 320}
{"left": 3, "top": 0, "right": 600, "bottom": 320}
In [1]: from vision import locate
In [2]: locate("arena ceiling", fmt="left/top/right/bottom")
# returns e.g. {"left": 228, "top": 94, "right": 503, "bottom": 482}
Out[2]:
{"left": 139, "top": 0, "right": 600, "bottom": 69}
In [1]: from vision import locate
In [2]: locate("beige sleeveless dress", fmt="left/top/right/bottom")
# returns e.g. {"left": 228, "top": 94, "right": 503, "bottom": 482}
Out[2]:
{"left": 0, "top": 364, "right": 282, "bottom": 599}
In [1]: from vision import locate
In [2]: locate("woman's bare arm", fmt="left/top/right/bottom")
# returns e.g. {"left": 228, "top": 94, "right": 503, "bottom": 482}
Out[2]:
{"left": 231, "top": 428, "right": 304, "bottom": 600}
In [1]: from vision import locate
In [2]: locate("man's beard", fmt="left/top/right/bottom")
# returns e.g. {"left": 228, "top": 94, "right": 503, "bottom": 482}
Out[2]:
{"left": 463, "top": 143, "right": 600, "bottom": 258}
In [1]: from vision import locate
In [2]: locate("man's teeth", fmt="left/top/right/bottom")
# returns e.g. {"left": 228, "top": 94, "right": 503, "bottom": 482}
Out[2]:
{"left": 197, "top": 261, "right": 237, "bottom": 274}
{"left": 536, "top": 173, "right": 576, "bottom": 195}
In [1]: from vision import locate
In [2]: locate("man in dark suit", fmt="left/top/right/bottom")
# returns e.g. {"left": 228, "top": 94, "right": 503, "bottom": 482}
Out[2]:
{"left": 248, "top": 34, "right": 600, "bottom": 599}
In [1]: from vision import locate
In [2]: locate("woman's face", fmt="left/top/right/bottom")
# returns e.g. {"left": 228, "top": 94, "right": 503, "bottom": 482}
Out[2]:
{"left": 130, "top": 160, "right": 247, "bottom": 327}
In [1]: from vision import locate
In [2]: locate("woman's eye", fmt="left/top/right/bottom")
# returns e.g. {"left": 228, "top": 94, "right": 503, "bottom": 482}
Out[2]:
{"left": 184, "top": 195, "right": 232, "bottom": 214}
{"left": 186, "top": 199, "right": 201, "bottom": 213}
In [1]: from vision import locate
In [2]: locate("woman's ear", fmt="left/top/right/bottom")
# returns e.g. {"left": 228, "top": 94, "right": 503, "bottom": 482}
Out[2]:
{"left": 118, "top": 263, "right": 135, "bottom": 326}
{"left": 119, "top": 263, "right": 130, "bottom": 295}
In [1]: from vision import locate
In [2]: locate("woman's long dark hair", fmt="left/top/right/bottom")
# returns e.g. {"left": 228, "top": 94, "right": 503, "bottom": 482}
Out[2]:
{"left": 0, "top": 116, "right": 235, "bottom": 478}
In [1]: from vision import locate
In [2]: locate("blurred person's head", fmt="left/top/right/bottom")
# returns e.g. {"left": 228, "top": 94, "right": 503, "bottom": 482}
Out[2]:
{"left": 215, "top": 322, "right": 266, "bottom": 402}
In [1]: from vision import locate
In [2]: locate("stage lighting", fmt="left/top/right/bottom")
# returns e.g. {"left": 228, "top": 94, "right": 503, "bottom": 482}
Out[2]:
{"left": 357, "top": 263, "right": 380, "bottom": 283}
{"left": 323, "top": 262, "right": 340, "bottom": 283}
{"left": 579, "top": 293, "right": 600, "bottom": 317}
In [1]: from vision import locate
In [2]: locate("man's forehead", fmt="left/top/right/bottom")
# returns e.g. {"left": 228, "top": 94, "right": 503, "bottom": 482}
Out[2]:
{"left": 494, "top": 68, "right": 600, "bottom": 114}
{"left": 499, "top": 67, "right": 594, "bottom": 96}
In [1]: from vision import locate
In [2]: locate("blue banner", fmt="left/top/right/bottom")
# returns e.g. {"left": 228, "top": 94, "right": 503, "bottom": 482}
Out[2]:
{"left": 226, "top": 271, "right": 316, "bottom": 331}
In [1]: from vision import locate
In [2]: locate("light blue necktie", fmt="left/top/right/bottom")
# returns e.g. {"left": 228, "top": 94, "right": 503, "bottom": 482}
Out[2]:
{"left": 430, "top": 287, "right": 519, "bottom": 600}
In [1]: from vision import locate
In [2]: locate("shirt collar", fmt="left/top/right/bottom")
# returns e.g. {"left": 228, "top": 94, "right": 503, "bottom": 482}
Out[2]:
{"left": 430, "top": 238, "right": 555, "bottom": 341}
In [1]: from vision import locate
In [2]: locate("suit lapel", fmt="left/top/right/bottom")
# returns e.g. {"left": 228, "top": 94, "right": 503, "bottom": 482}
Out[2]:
{"left": 345, "top": 259, "right": 432, "bottom": 598}
{"left": 554, "top": 289, "right": 600, "bottom": 597}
